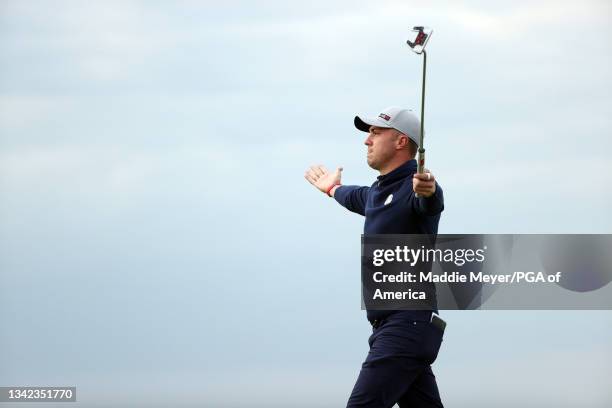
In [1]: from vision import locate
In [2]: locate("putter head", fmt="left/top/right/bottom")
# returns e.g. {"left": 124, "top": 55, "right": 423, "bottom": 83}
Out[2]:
{"left": 406, "top": 26, "right": 433, "bottom": 54}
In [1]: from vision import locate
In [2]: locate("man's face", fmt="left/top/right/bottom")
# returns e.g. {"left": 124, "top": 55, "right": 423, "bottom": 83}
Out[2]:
{"left": 364, "top": 126, "right": 401, "bottom": 170}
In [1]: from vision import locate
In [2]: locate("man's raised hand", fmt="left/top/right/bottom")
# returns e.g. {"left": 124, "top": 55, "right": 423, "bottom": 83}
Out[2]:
{"left": 304, "top": 164, "right": 343, "bottom": 195}
{"left": 413, "top": 169, "right": 437, "bottom": 198}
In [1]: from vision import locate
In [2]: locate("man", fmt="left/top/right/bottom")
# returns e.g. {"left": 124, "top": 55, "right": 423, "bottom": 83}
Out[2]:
{"left": 304, "top": 106, "right": 445, "bottom": 407}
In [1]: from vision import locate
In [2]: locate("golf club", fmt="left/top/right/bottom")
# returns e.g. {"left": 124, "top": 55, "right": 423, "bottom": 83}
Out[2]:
{"left": 407, "top": 26, "right": 433, "bottom": 197}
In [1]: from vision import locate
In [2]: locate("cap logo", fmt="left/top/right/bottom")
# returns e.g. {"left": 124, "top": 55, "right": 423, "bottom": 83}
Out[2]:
{"left": 378, "top": 113, "right": 391, "bottom": 121}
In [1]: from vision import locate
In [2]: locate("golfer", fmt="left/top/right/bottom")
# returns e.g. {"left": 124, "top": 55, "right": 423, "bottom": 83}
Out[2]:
{"left": 305, "top": 106, "right": 445, "bottom": 407}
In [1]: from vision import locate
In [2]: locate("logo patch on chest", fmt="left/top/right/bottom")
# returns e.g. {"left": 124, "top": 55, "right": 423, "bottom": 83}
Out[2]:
{"left": 384, "top": 194, "right": 393, "bottom": 205}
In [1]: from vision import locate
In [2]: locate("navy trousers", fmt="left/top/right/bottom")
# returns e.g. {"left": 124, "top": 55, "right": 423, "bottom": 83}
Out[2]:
{"left": 347, "top": 312, "right": 444, "bottom": 408}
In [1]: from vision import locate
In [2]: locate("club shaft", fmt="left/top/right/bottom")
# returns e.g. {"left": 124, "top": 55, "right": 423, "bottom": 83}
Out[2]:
{"left": 418, "top": 50, "right": 426, "bottom": 174}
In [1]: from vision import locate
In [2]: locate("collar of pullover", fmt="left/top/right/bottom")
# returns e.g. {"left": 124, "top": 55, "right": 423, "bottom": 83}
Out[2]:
{"left": 376, "top": 159, "right": 417, "bottom": 187}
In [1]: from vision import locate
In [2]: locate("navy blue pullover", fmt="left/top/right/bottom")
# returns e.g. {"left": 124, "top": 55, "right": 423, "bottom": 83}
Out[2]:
{"left": 333, "top": 159, "right": 444, "bottom": 322}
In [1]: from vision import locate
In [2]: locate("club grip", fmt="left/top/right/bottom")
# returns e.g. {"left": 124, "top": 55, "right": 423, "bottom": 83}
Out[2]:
{"left": 417, "top": 149, "right": 425, "bottom": 174}
{"left": 415, "top": 149, "right": 425, "bottom": 198}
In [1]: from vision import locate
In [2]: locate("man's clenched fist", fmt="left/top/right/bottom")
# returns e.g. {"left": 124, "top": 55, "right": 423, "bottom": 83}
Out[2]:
{"left": 413, "top": 170, "right": 437, "bottom": 198}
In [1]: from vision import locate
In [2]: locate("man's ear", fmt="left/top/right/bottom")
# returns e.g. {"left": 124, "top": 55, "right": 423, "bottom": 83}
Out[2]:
{"left": 395, "top": 132, "right": 410, "bottom": 150}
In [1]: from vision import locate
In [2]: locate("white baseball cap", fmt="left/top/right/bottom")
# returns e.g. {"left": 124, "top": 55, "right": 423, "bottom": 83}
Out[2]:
{"left": 354, "top": 106, "right": 421, "bottom": 146}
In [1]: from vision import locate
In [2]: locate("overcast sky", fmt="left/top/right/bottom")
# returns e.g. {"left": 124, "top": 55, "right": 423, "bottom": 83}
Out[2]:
{"left": 1, "top": 1, "right": 611, "bottom": 407}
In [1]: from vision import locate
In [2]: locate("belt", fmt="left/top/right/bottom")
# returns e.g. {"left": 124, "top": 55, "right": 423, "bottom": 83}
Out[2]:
{"left": 370, "top": 312, "right": 446, "bottom": 332}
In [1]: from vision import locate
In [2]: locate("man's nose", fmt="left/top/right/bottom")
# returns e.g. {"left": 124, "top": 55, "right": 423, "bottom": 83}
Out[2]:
{"left": 364, "top": 135, "right": 373, "bottom": 145}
